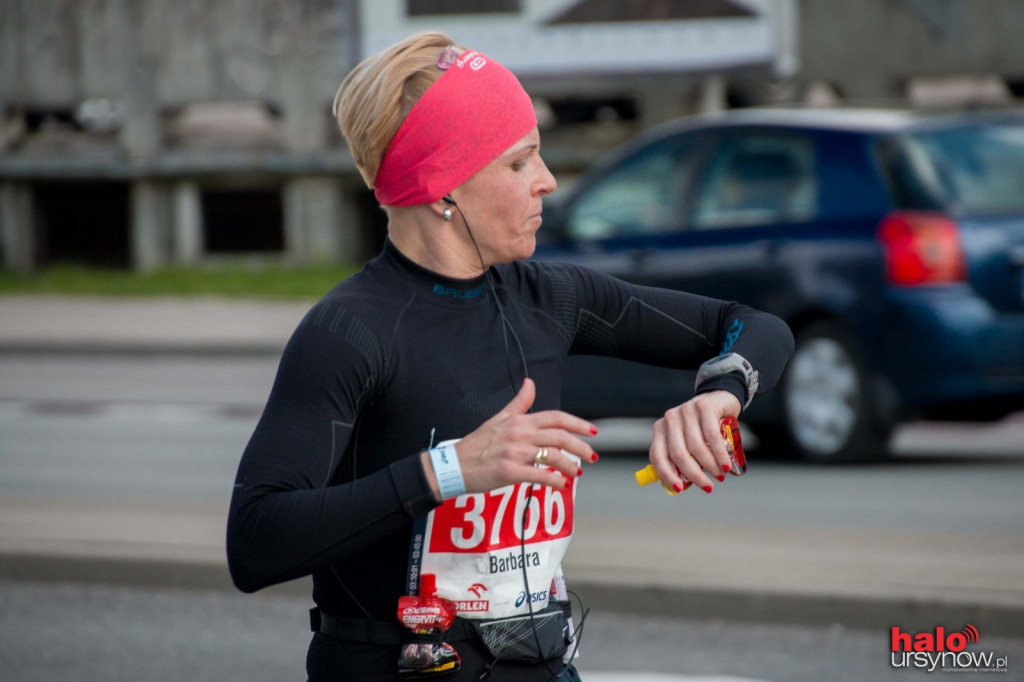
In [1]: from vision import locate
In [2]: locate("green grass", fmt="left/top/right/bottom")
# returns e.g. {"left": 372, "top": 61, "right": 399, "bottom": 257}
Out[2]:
{"left": 0, "top": 262, "right": 362, "bottom": 298}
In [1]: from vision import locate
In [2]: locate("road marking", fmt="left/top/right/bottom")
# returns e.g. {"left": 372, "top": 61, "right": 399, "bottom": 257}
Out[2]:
{"left": 579, "top": 674, "right": 773, "bottom": 682}
{"left": 0, "top": 398, "right": 262, "bottom": 423}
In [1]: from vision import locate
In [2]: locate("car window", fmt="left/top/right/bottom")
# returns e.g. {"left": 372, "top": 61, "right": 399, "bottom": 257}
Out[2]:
{"left": 693, "top": 133, "right": 817, "bottom": 228}
{"left": 565, "top": 136, "right": 698, "bottom": 239}
{"left": 901, "top": 122, "right": 1024, "bottom": 214}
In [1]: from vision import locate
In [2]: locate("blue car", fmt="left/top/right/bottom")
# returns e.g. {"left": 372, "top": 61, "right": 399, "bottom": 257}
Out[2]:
{"left": 533, "top": 108, "right": 1024, "bottom": 462}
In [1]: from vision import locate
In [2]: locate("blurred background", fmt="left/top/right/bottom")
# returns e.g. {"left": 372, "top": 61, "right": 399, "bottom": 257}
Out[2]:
{"left": 1, "top": 2, "right": 1023, "bottom": 681}
{"left": 2, "top": 0, "right": 1023, "bottom": 272}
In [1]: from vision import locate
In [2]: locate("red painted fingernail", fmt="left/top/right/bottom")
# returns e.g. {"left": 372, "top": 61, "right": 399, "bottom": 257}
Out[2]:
{"left": 702, "top": 485, "right": 713, "bottom": 494}
{"left": 577, "top": 467, "right": 583, "bottom": 477}
{"left": 591, "top": 452, "right": 599, "bottom": 462}
{"left": 722, "top": 463, "right": 731, "bottom": 474}
{"left": 590, "top": 426, "right": 599, "bottom": 435}
{"left": 673, "top": 483, "right": 683, "bottom": 493}
{"left": 715, "top": 474, "right": 725, "bottom": 482}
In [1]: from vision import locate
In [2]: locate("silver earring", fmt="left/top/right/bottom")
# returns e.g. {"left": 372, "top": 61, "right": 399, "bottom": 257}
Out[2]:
{"left": 443, "top": 208, "right": 452, "bottom": 222}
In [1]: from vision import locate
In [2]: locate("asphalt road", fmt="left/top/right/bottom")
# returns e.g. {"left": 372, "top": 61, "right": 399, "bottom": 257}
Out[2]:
{"left": 5, "top": 579, "right": 1021, "bottom": 682}
{"left": 1, "top": 354, "right": 1022, "bottom": 536}
{"left": 2, "top": 402, "right": 1023, "bottom": 537}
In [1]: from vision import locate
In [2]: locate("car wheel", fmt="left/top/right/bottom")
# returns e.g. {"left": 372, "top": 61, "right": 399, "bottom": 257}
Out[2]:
{"left": 780, "top": 322, "right": 892, "bottom": 463}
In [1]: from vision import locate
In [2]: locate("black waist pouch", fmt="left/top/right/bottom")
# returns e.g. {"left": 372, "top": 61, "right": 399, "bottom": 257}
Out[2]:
{"left": 467, "top": 601, "right": 572, "bottom": 664}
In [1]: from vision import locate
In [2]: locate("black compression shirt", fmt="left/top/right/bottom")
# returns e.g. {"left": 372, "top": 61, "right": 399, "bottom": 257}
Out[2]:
{"left": 227, "top": 240, "right": 793, "bottom": 677}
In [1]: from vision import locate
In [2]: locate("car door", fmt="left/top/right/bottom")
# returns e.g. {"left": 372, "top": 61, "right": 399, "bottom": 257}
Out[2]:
{"left": 633, "top": 130, "right": 820, "bottom": 422}
{"left": 636, "top": 129, "right": 819, "bottom": 316}
{"left": 534, "top": 130, "right": 711, "bottom": 417}
{"left": 540, "top": 129, "right": 709, "bottom": 279}
{"left": 536, "top": 127, "right": 820, "bottom": 418}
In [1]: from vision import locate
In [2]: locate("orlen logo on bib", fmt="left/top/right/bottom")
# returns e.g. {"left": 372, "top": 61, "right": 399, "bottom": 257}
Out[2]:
{"left": 454, "top": 583, "right": 490, "bottom": 613}
{"left": 454, "top": 599, "right": 490, "bottom": 613}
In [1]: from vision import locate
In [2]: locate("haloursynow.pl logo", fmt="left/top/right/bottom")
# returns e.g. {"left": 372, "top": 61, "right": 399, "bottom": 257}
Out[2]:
{"left": 890, "top": 624, "right": 1009, "bottom": 673}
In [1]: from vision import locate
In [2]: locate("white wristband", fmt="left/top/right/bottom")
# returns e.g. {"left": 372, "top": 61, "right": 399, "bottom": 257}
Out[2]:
{"left": 429, "top": 443, "right": 466, "bottom": 500}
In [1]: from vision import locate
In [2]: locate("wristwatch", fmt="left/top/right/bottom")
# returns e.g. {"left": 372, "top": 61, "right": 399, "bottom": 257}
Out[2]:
{"left": 695, "top": 352, "right": 759, "bottom": 409}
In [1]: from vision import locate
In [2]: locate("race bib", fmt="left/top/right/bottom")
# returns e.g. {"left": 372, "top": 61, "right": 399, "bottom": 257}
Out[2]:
{"left": 408, "top": 449, "right": 578, "bottom": 620}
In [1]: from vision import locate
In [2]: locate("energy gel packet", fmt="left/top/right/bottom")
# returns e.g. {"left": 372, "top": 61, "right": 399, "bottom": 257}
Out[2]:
{"left": 397, "top": 573, "right": 461, "bottom": 678}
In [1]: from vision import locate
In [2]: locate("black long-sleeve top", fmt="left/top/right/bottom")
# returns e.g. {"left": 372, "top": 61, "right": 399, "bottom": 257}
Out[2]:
{"left": 227, "top": 240, "right": 793, "bottom": 621}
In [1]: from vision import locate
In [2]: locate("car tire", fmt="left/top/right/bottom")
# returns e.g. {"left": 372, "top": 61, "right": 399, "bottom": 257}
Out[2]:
{"left": 777, "top": 321, "right": 892, "bottom": 463}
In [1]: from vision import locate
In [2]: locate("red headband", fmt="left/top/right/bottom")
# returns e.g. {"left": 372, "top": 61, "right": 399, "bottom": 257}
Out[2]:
{"left": 373, "top": 49, "right": 538, "bottom": 207}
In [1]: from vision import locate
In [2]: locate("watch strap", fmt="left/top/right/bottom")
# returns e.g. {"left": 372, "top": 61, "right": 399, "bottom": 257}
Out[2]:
{"left": 695, "top": 352, "right": 759, "bottom": 409}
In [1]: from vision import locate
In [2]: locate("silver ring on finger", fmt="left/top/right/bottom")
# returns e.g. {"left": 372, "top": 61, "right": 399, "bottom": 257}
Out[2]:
{"left": 534, "top": 447, "right": 549, "bottom": 466}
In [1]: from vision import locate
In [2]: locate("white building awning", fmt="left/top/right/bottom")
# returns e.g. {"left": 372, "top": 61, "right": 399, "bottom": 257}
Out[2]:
{"left": 361, "top": 0, "right": 792, "bottom": 80}
{"left": 366, "top": 18, "right": 775, "bottom": 77}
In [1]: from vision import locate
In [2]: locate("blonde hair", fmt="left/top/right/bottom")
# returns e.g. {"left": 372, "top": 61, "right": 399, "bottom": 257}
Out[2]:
{"left": 333, "top": 32, "right": 463, "bottom": 189}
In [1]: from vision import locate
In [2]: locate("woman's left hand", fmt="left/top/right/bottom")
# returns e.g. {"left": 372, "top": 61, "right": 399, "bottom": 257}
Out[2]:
{"left": 648, "top": 389, "right": 742, "bottom": 494}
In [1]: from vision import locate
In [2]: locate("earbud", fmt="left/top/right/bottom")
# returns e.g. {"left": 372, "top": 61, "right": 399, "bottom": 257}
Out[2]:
{"left": 441, "top": 195, "right": 456, "bottom": 222}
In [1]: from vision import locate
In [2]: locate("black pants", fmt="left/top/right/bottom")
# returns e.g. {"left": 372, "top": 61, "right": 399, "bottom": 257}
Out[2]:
{"left": 306, "top": 632, "right": 580, "bottom": 681}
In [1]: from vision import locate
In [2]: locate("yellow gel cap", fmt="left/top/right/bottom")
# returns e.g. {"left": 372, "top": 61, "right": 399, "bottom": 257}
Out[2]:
{"left": 635, "top": 464, "right": 659, "bottom": 486}
{"left": 635, "top": 464, "right": 678, "bottom": 495}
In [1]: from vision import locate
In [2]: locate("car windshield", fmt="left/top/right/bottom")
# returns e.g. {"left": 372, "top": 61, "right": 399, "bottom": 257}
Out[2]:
{"left": 903, "top": 120, "right": 1024, "bottom": 214}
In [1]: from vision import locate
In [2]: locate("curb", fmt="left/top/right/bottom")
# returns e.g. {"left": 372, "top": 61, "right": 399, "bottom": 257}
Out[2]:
{"left": 3, "top": 552, "right": 1021, "bottom": 638}
{"left": 567, "top": 578, "right": 1024, "bottom": 638}
{"left": 0, "top": 342, "right": 285, "bottom": 357}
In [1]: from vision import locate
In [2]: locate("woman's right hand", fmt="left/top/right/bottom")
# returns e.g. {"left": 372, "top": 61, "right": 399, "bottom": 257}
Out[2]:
{"left": 422, "top": 379, "right": 599, "bottom": 501}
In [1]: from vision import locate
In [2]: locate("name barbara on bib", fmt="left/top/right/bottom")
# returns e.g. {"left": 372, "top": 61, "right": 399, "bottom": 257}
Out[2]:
{"left": 489, "top": 549, "right": 541, "bottom": 574}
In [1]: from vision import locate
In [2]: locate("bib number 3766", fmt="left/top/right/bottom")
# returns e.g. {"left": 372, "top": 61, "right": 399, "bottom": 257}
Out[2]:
{"left": 428, "top": 478, "right": 574, "bottom": 554}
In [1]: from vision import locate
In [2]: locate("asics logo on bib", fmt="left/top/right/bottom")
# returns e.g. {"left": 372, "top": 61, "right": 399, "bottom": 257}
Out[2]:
{"left": 515, "top": 590, "right": 549, "bottom": 608}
